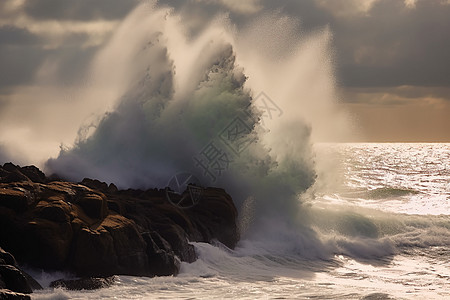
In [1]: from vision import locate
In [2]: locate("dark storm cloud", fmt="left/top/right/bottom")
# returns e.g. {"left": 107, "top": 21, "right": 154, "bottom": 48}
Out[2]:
{"left": 259, "top": 0, "right": 331, "bottom": 31}
{"left": 23, "top": 0, "right": 139, "bottom": 21}
{"left": 0, "top": 0, "right": 137, "bottom": 90}
{"left": 0, "top": 26, "right": 40, "bottom": 45}
{"left": 0, "top": 45, "right": 45, "bottom": 88}
{"left": 47, "top": 45, "right": 98, "bottom": 87}
{"left": 333, "top": 0, "right": 450, "bottom": 88}
{"left": 168, "top": 0, "right": 450, "bottom": 89}
{"left": 0, "top": 28, "right": 96, "bottom": 89}
{"left": 0, "top": 26, "right": 43, "bottom": 88}
{"left": 158, "top": 0, "right": 330, "bottom": 33}
{"left": 1, "top": 0, "right": 449, "bottom": 93}
{"left": 0, "top": 93, "right": 8, "bottom": 110}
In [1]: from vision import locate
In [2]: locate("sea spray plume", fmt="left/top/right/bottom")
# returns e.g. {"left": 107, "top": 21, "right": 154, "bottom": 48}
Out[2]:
{"left": 45, "top": 2, "right": 327, "bottom": 257}
{"left": 234, "top": 12, "right": 352, "bottom": 144}
{"left": 0, "top": 2, "right": 183, "bottom": 167}
{"left": 46, "top": 40, "right": 259, "bottom": 189}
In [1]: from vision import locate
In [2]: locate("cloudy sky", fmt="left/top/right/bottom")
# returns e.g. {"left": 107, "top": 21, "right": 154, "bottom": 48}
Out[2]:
{"left": 1, "top": 0, "right": 449, "bottom": 157}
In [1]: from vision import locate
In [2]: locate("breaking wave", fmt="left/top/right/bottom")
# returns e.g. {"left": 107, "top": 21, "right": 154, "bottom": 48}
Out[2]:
{"left": 43, "top": 0, "right": 347, "bottom": 246}
{"left": 43, "top": 2, "right": 450, "bottom": 264}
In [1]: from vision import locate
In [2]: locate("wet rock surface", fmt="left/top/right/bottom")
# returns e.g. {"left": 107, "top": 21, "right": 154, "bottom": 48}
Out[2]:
{"left": 49, "top": 276, "right": 116, "bottom": 290}
{"left": 0, "top": 163, "right": 239, "bottom": 280}
{"left": 0, "top": 247, "right": 42, "bottom": 297}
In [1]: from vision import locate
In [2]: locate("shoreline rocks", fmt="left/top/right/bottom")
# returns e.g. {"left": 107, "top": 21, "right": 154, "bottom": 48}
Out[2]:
{"left": 0, "top": 163, "right": 239, "bottom": 290}
{"left": 49, "top": 276, "right": 116, "bottom": 290}
{"left": 1, "top": 247, "right": 42, "bottom": 298}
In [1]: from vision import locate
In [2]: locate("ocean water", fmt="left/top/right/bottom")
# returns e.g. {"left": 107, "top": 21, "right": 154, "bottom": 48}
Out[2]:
{"left": 32, "top": 143, "right": 450, "bottom": 300}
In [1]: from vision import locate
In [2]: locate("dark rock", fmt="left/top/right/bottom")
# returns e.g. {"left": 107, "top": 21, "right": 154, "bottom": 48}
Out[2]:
{"left": 362, "top": 293, "right": 396, "bottom": 300}
{"left": 149, "top": 231, "right": 172, "bottom": 253}
{"left": 0, "top": 189, "right": 30, "bottom": 213}
{"left": 0, "top": 248, "right": 42, "bottom": 292}
{"left": 0, "top": 172, "right": 30, "bottom": 184}
{"left": 0, "top": 164, "right": 240, "bottom": 280}
{"left": 107, "top": 200, "right": 122, "bottom": 214}
{"left": 19, "top": 272, "right": 42, "bottom": 292}
{"left": 0, "top": 164, "right": 30, "bottom": 184}
{"left": 142, "top": 232, "right": 180, "bottom": 276}
{"left": 38, "top": 205, "right": 69, "bottom": 223}
{"left": 189, "top": 187, "right": 239, "bottom": 249}
{"left": 74, "top": 193, "right": 108, "bottom": 220}
{"left": 81, "top": 178, "right": 108, "bottom": 192}
{"left": 49, "top": 276, "right": 115, "bottom": 290}
{"left": 22, "top": 218, "right": 73, "bottom": 269}
{"left": 72, "top": 226, "right": 118, "bottom": 277}
{"left": 0, "top": 265, "right": 32, "bottom": 294}
{"left": 19, "top": 166, "right": 46, "bottom": 184}
{"left": 37, "top": 204, "right": 70, "bottom": 223}
{"left": 102, "top": 216, "right": 149, "bottom": 275}
{"left": 72, "top": 215, "right": 149, "bottom": 277}
{"left": 0, "top": 248, "right": 17, "bottom": 267}
{"left": 107, "top": 183, "right": 118, "bottom": 194}
{"left": 41, "top": 182, "right": 77, "bottom": 202}
{"left": 158, "top": 224, "right": 197, "bottom": 263}
{"left": 1, "top": 163, "right": 18, "bottom": 173}
{"left": 0, "top": 290, "right": 31, "bottom": 300}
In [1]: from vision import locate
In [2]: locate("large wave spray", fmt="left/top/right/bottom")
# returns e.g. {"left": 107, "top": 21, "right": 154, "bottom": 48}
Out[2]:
{"left": 42, "top": 2, "right": 352, "bottom": 257}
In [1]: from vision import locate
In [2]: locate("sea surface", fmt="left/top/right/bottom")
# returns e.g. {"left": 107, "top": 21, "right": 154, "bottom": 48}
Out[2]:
{"left": 32, "top": 143, "right": 450, "bottom": 299}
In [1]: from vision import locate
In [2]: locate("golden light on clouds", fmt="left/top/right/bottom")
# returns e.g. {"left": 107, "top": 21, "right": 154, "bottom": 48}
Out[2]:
{"left": 195, "top": 0, "right": 262, "bottom": 14}
{"left": 0, "top": 0, "right": 119, "bottom": 49}
{"left": 341, "top": 86, "right": 450, "bottom": 142}
{"left": 0, "top": 16, "right": 118, "bottom": 49}
{"left": 316, "top": 0, "right": 379, "bottom": 16}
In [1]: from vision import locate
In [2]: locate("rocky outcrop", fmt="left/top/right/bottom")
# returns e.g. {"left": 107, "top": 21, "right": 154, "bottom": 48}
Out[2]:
{"left": 0, "top": 290, "right": 31, "bottom": 300}
{"left": 0, "top": 247, "right": 42, "bottom": 298}
{"left": 49, "top": 276, "right": 115, "bottom": 290}
{"left": 0, "top": 163, "right": 239, "bottom": 281}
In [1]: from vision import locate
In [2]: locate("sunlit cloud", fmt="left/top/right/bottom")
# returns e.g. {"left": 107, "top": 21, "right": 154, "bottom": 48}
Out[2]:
{"left": 316, "top": 0, "right": 379, "bottom": 16}
{"left": 404, "top": 0, "right": 418, "bottom": 8}
{"left": 0, "top": 14, "right": 118, "bottom": 49}
{"left": 341, "top": 86, "right": 450, "bottom": 105}
{"left": 339, "top": 85, "right": 450, "bottom": 141}
{"left": 195, "top": 0, "right": 262, "bottom": 14}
